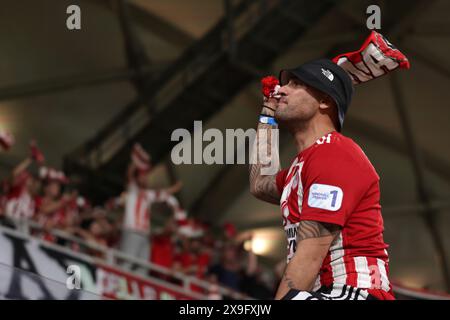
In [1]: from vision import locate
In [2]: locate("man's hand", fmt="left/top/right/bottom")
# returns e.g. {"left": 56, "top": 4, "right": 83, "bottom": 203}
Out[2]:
{"left": 131, "top": 143, "right": 151, "bottom": 171}
{"left": 166, "top": 181, "right": 183, "bottom": 194}
{"left": 261, "top": 96, "right": 278, "bottom": 117}
{"left": 275, "top": 220, "right": 341, "bottom": 299}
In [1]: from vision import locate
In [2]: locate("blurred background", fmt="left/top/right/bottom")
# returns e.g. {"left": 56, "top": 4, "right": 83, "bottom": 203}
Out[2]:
{"left": 0, "top": 0, "right": 449, "bottom": 300}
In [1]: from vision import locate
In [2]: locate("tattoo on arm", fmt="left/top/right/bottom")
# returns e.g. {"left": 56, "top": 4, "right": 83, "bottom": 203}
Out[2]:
{"left": 276, "top": 221, "right": 341, "bottom": 295}
{"left": 283, "top": 274, "right": 297, "bottom": 290}
{"left": 297, "top": 220, "right": 341, "bottom": 241}
{"left": 249, "top": 174, "right": 279, "bottom": 204}
{"left": 249, "top": 122, "right": 281, "bottom": 204}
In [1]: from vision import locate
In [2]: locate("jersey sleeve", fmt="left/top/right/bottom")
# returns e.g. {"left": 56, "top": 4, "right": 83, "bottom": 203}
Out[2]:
{"left": 276, "top": 169, "right": 289, "bottom": 194}
{"left": 299, "top": 144, "right": 373, "bottom": 226}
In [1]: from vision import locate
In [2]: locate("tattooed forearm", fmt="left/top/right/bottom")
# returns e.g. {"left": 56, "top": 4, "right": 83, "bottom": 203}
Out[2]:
{"left": 249, "top": 173, "right": 279, "bottom": 204}
{"left": 249, "top": 120, "right": 281, "bottom": 205}
{"left": 283, "top": 273, "right": 297, "bottom": 290}
{"left": 274, "top": 221, "right": 342, "bottom": 298}
{"left": 297, "top": 220, "right": 341, "bottom": 241}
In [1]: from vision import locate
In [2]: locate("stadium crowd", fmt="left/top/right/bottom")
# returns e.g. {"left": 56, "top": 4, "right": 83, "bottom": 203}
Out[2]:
{"left": 0, "top": 135, "right": 277, "bottom": 299}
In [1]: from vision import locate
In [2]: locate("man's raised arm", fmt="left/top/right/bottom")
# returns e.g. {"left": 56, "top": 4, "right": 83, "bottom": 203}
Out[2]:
{"left": 249, "top": 95, "right": 281, "bottom": 205}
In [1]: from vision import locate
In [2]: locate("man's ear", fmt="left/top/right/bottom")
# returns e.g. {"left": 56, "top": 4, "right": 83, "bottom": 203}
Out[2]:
{"left": 318, "top": 95, "right": 335, "bottom": 110}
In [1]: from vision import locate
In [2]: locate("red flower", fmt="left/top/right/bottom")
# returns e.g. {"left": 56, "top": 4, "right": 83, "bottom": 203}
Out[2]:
{"left": 261, "top": 76, "right": 279, "bottom": 98}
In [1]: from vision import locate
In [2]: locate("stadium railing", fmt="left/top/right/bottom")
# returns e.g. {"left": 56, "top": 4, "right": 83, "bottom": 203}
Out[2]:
{"left": 0, "top": 217, "right": 252, "bottom": 300}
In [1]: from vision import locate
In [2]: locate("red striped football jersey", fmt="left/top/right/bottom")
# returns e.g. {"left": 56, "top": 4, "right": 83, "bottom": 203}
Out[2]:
{"left": 276, "top": 131, "right": 394, "bottom": 300}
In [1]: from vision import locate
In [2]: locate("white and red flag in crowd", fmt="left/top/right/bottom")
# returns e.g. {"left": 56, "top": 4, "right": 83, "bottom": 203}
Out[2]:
{"left": 0, "top": 130, "right": 14, "bottom": 151}
{"left": 39, "top": 166, "right": 69, "bottom": 184}
{"left": 332, "top": 31, "right": 410, "bottom": 84}
{"left": 131, "top": 143, "right": 151, "bottom": 171}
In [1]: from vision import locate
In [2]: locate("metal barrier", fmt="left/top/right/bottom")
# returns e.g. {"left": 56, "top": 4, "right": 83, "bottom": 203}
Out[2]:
{"left": 5, "top": 218, "right": 450, "bottom": 300}
{"left": 1, "top": 217, "right": 251, "bottom": 300}
{"left": 391, "top": 281, "right": 450, "bottom": 300}
{"left": 0, "top": 260, "right": 101, "bottom": 300}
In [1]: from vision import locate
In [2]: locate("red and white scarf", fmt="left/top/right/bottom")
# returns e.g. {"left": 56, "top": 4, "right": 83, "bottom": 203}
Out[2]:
{"left": 332, "top": 31, "right": 410, "bottom": 85}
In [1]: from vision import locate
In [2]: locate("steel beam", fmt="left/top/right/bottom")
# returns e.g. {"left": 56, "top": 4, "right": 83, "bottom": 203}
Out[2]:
{"left": 0, "top": 68, "right": 134, "bottom": 102}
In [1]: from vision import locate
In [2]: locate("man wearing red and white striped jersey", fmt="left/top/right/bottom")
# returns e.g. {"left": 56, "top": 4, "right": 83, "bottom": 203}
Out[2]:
{"left": 120, "top": 143, "right": 182, "bottom": 270}
{"left": 249, "top": 59, "right": 394, "bottom": 300}
{"left": 275, "top": 131, "right": 393, "bottom": 300}
{"left": 2, "top": 142, "right": 45, "bottom": 224}
{"left": 3, "top": 170, "right": 35, "bottom": 221}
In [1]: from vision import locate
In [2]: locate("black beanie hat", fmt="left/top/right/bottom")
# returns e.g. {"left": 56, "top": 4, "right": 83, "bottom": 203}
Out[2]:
{"left": 279, "top": 59, "right": 354, "bottom": 131}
